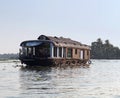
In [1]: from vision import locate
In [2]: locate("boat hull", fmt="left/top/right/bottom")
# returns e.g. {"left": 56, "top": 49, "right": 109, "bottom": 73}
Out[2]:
{"left": 19, "top": 57, "right": 89, "bottom": 66}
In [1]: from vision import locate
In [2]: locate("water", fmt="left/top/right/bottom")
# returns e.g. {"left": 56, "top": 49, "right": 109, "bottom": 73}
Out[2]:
{"left": 0, "top": 60, "right": 120, "bottom": 98}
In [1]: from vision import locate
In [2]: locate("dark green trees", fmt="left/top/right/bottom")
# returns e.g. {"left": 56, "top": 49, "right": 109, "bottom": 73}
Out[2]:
{"left": 91, "top": 38, "right": 120, "bottom": 59}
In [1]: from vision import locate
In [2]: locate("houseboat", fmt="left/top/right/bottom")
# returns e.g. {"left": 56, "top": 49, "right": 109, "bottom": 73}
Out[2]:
{"left": 19, "top": 35, "right": 91, "bottom": 66}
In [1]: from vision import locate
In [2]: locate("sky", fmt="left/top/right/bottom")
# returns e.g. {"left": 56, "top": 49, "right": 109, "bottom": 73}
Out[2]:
{"left": 0, "top": 0, "right": 120, "bottom": 53}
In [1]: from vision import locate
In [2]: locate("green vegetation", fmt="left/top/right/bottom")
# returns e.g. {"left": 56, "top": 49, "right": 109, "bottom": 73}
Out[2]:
{"left": 91, "top": 38, "right": 120, "bottom": 59}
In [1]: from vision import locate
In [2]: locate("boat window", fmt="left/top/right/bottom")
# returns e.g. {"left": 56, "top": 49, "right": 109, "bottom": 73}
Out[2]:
{"left": 26, "top": 41, "right": 42, "bottom": 47}
{"left": 63, "top": 47, "right": 66, "bottom": 58}
{"left": 75, "top": 49, "right": 77, "bottom": 55}
{"left": 28, "top": 47, "right": 33, "bottom": 56}
{"left": 67, "top": 48, "right": 72, "bottom": 58}
{"left": 59, "top": 47, "right": 62, "bottom": 57}
{"left": 54, "top": 47, "right": 57, "bottom": 57}
{"left": 35, "top": 42, "right": 50, "bottom": 57}
{"left": 22, "top": 47, "right": 27, "bottom": 56}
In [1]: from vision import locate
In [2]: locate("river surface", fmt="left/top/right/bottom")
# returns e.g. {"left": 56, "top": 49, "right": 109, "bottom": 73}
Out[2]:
{"left": 0, "top": 60, "right": 120, "bottom": 98}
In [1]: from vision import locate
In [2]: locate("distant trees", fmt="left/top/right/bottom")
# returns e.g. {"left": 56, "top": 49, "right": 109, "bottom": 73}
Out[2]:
{"left": 91, "top": 38, "right": 120, "bottom": 59}
{"left": 0, "top": 53, "right": 19, "bottom": 60}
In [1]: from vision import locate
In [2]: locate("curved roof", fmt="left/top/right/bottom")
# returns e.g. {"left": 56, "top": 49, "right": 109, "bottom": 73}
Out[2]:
{"left": 38, "top": 35, "right": 90, "bottom": 49}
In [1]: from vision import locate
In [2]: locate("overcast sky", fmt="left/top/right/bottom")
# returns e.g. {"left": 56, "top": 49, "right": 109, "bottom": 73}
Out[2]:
{"left": 0, "top": 0, "right": 120, "bottom": 53}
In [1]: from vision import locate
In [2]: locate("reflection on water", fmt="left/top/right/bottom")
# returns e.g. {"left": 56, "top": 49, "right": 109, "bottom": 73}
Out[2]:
{"left": 1, "top": 60, "right": 120, "bottom": 98}
{"left": 19, "top": 65, "right": 90, "bottom": 98}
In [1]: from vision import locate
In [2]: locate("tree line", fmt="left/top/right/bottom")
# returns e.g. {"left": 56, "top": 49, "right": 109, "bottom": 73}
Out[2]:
{"left": 0, "top": 53, "right": 19, "bottom": 60}
{"left": 91, "top": 38, "right": 120, "bottom": 59}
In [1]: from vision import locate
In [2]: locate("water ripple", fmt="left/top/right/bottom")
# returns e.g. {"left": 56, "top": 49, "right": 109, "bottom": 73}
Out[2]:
{"left": 1, "top": 60, "right": 120, "bottom": 98}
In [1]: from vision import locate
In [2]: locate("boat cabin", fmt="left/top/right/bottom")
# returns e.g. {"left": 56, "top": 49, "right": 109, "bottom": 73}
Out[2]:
{"left": 19, "top": 35, "right": 91, "bottom": 66}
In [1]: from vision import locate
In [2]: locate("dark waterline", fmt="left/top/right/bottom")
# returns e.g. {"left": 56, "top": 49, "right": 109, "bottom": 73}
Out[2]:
{"left": 0, "top": 60, "right": 120, "bottom": 98}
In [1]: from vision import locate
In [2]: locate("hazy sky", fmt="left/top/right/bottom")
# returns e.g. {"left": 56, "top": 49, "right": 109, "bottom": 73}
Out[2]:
{"left": 0, "top": 0, "right": 120, "bottom": 53}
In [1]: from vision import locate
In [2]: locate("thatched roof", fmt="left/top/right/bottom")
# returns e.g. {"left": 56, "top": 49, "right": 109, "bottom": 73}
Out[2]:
{"left": 38, "top": 35, "right": 90, "bottom": 49}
